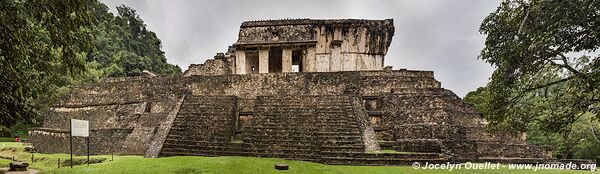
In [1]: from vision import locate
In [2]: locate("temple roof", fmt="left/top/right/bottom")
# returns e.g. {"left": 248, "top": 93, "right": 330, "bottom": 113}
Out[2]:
{"left": 235, "top": 18, "right": 394, "bottom": 50}
{"left": 240, "top": 18, "right": 394, "bottom": 28}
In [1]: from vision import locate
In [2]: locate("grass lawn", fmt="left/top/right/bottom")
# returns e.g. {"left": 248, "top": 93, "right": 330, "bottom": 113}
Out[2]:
{"left": 0, "top": 142, "right": 596, "bottom": 174}
{"left": 0, "top": 137, "right": 15, "bottom": 142}
{"left": 0, "top": 142, "right": 109, "bottom": 171}
{"left": 0, "top": 158, "right": 10, "bottom": 168}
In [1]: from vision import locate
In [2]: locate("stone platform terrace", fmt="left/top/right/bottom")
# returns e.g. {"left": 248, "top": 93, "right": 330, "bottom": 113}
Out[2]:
{"left": 29, "top": 18, "right": 594, "bottom": 166}
{"left": 29, "top": 70, "right": 567, "bottom": 165}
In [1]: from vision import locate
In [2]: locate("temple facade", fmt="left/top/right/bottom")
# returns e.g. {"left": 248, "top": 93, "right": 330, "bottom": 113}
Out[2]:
{"left": 232, "top": 19, "right": 394, "bottom": 74}
{"left": 29, "top": 18, "right": 592, "bottom": 166}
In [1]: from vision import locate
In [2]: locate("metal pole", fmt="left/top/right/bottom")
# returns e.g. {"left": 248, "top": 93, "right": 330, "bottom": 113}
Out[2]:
{"left": 31, "top": 153, "right": 34, "bottom": 163}
{"left": 70, "top": 119, "right": 73, "bottom": 168}
{"left": 87, "top": 136, "right": 90, "bottom": 165}
{"left": 58, "top": 158, "right": 60, "bottom": 168}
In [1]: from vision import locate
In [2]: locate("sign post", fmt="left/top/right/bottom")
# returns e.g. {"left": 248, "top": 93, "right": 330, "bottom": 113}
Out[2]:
{"left": 70, "top": 119, "right": 89, "bottom": 168}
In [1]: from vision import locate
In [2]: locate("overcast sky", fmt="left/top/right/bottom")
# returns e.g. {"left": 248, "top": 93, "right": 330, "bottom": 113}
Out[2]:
{"left": 100, "top": 0, "right": 501, "bottom": 97}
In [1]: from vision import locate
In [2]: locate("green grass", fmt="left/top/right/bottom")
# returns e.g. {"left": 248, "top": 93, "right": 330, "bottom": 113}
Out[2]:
{"left": 0, "top": 142, "right": 109, "bottom": 171}
{"left": 0, "top": 158, "right": 10, "bottom": 167}
{"left": 0, "top": 142, "right": 596, "bottom": 174}
{"left": 0, "top": 137, "right": 14, "bottom": 142}
{"left": 43, "top": 156, "right": 597, "bottom": 174}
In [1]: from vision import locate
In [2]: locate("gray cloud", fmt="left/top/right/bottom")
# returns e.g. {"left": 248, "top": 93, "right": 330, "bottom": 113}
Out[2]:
{"left": 100, "top": 0, "right": 500, "bottom": 97}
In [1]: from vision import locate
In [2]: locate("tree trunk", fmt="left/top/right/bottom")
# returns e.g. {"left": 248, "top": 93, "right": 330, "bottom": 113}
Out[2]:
{"left": 562, "top": 131, "right": 574, "bottom": 159}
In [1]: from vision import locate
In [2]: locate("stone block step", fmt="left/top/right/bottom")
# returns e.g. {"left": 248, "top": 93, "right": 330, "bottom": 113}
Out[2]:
{"left": 169, "top": 126, "right": 233, "bottom": 132}
{"left": 177, "top": 110, "right": 234, "bottom": 115}
{"left": 243, "top": 134, "right": 362, "bottom": 141}
{"left": 161, "top": 144, "right": 321, "bottom": 155}
{"left": 243, "top": 144, "right": 364, "bottom": 152}
{"left": 252, "top": 123, "right": 358, "bottom": 129}
{"left": 243, "top": 139, "right": 362, "bottom": 146}
{"left": 161, "top": 140, "right": 244, "bottom": 147}
{"left": 159, "top": 151, "right": 318, "bottom": 161}
{"left": 320, "top": 151, "right": 444, "bottom": 159}
{"left": 245, "top": 127, "right": 358, "bottom": 133}
{"left": 253, "top": 117, "right": 357, "bottom": 124}
{"left": 322, "top": 157, "right": 448, "bottom": 166}
{"left": 172, "top": 118, "right": 234, "bottom": 123}
{"left": 244, "top": 129, "right": 361, "bottom": 136}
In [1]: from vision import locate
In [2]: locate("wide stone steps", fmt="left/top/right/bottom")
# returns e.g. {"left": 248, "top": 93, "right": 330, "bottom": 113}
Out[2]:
{"left": 250, "top": 122, "right": 358, "bottom": 128}
{"left": 172, "top": 118, "right": 233, "bottom": 123}
{"left": 252, "top": 120, "right": 358, "bottom": 125}
{"left": 244, "top": 95, "right": 366, "bottom": 159}
{"left": 321, "top": 151, "right": 444, "bottom": 159}
{"left": 243, "top": 130, "right": 362, "bottom": 137}
{"left": 165, "top": 135, "right": 232, "bottom": 142}
{"left": 160, "top": 151, "right": 319, "bottom": 161}
{"left": 161, "top": 139, "right": 363, "bottom": 152}
{"left": 243, "top": 134, "right": 362, "bottom": 142}
{"left": 322, "top": 156, "right": 448, "bottom": 166}
{"left": 256, "top": 106, "right": 353, "bottom": 110}
{"left": 244, "top": 126, "right": 358, "bottom": 133}
{"left": 184, "top": 97, "right": 236, "bottom": 102}
{"left": 161, "top": 95, "right": 455, "bottom": 165}
{"left": 177, "top": 111, "right": 233, "bottom": 115}
{"left": 256, "top": 108, "right": 352, "bottom": 111}
{"left": 243, "top": 139, "right": 362, "bottom": 146}
{"left": 159, "top": 95, "right": 237, "bottom": 157}
{"left": 168, "top": 125, "right": 233, "bottom": 131}
{"left": 244, "top": 144, "right": 365, "bottom": 152}
{"left": 254, "top": 118, "right": 357, "bottom": 124}
{"left": 256, "top": 114, "right": 356, "bottom": 119}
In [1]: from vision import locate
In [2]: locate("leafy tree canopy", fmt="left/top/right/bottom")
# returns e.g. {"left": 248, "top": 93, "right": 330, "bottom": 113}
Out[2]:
{"left": 469, "top": 0, "right": 599, "bottom": 159}
{"left": 1, "top": 0, "right": 96, "bottom": 132}
{"left": 479, "top": 0, "right": 599, "bottom": 132}
{"left": 1, "top": 0, "right": 181, "bottom": 133}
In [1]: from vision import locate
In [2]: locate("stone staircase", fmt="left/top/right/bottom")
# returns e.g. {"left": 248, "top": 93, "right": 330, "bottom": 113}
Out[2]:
{"left": 243, "top": 95, "right": 365, "bottom": 161}
{"left": 158, "top": 94, "right": 449, "bottom": 165}
{"left": 159, "top": 95, "right": 237, "bottom": 157}
{"left": 245, "top": 95, "right": 447, "bottom": 165}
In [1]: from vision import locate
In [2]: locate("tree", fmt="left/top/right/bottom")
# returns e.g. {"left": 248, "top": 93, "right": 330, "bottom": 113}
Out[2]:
{"left": 480, "top": 0, "right": 600, "bottom": 132}
{"left": 0, "top": 0, "right": 96, "bottom": 132}
{"left": 477, "top": 0, "right": 599, "bottom": 158}
{"left": 86, "top": 5, "right": 181, "bottom": 77}
{"left": 466, "top": 63, "right": 599, "bottom": 158}
{"left": 1, "top": 1, "right": 182, "bottom": 134}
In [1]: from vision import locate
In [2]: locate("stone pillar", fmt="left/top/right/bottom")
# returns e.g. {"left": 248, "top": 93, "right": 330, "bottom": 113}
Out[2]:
{"left": 330, "top": 46, "right": 341, "bottom": 72}
{"left": 304, "top": 47, "right": 316, "bottom": 72}
{"left": 282, "top": 48, "right": 292, "bottom": 72}
{"left": 259, "top": 48, "right": 269, "bottom": 73}
{"left": 342, "top": 53, "right": 357, "bottom": 71}
{"left": 235, "top": 50, "right": 246, "bottom": 74}
{"left": 315, "top": 53, "right": 330, "bottom": 72}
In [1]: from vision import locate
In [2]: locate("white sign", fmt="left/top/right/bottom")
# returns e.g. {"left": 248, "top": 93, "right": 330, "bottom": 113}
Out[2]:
{"left": 70, "top": 119, "right": 89, "bottom": 137}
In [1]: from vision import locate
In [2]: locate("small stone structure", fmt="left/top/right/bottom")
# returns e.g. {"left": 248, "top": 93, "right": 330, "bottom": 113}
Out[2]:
{"left": 30, "top": 19, "right": 590, "bottom": 165}
{"left": 9, "top": 161, "right": 28, "bottom": 171}
{"left": 275, "top": 164, "right": 289, "bottom": 170}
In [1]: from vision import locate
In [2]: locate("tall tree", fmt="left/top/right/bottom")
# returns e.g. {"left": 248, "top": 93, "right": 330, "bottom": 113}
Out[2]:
{"left": 1, "top": 1, "right": 181, "bottom": 134}
{"left": 477, "top": 0, "right": 599, "bottom": 158}
{"left": 479, "top": 0, "right": 599, "bottom": 130}
{"left": 87, "top": 5, "right": 181, "bottom": 77}
{"left": 0, "top": 0, "right": 96, "bottom": 132}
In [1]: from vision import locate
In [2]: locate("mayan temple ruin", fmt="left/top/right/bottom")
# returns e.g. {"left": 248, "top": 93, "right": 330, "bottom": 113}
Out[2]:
{"left": 31, "top": 18, "right": 564, "bottom": 165}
